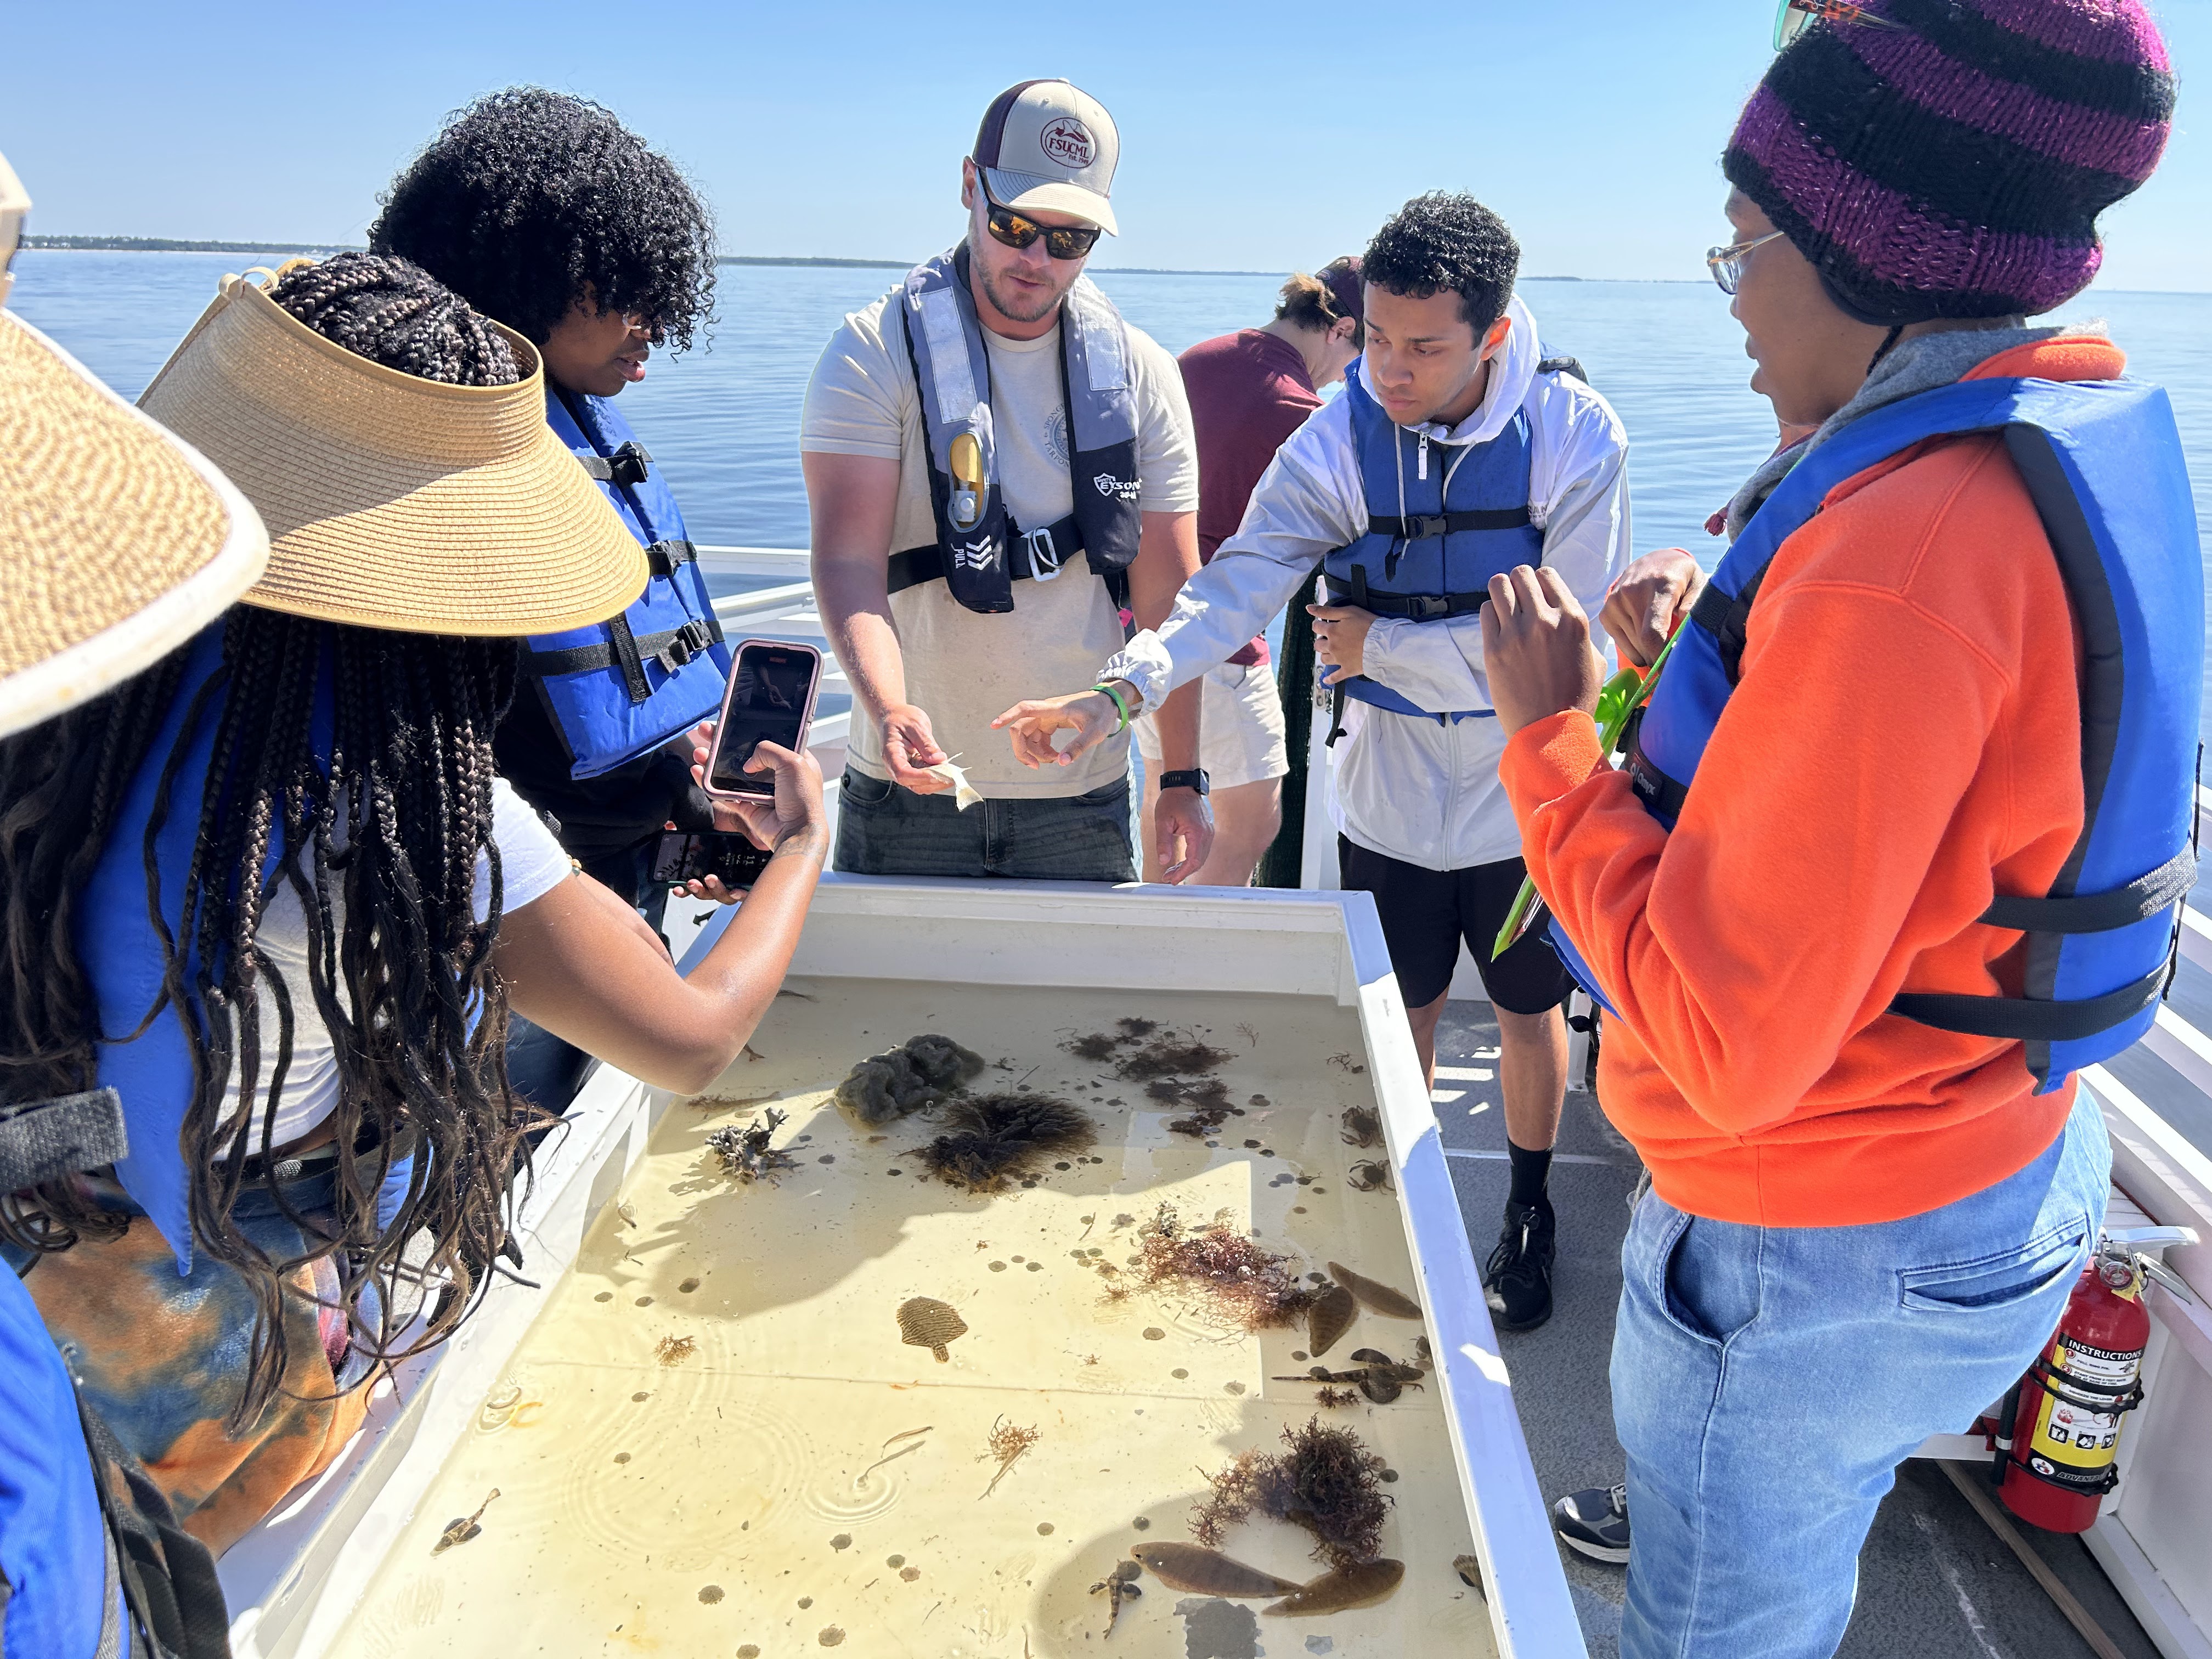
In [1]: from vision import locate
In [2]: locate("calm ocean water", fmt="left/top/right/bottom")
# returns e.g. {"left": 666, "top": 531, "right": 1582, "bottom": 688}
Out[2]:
{"left": 18, "top": 249, "right": 2212, "bottom": 685}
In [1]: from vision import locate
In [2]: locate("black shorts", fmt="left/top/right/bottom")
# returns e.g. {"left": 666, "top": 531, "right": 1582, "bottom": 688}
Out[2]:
{"left": 1338, "top": 837, "right": 1575, "bottom": 1014}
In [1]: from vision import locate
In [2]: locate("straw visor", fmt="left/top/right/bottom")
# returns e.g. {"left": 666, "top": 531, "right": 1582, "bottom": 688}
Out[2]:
{"left": 140, "top": 272, "right": 647, "bottom": 637}
{"left": 0, "top": 309, "right": 268, "bottom": 739}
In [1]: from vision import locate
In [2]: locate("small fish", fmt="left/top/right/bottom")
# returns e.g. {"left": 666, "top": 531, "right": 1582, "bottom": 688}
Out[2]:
{"left": 433, "top": 1488, "right": 499, "bottom": 1555}
{"left": 1262, "top": 1558, "right": 1405, "bottom": 1616}
{"left": 896, "top": 1296, "right": 968, "bottom": 1362}
{"left": 1327, "top": 1262, "right": 1423, "bottom": 1320}
{"left": 1129, "top": 1542, "right": 1301, "bottom": 1598}
{"left": 1453, "top": 1554, "right": 1487, "bottom": 1599}
{"left": 1307, "top": 1283, "right": 1357, "bottom": 1358}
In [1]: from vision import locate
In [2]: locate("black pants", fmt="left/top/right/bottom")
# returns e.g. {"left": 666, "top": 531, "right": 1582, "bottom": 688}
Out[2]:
{"left": 1337, "top": 837, "right": 1575, "bottom": 1013}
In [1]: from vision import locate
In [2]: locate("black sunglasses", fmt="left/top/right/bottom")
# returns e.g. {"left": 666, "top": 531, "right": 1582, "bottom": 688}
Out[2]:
{"left": 981, "top": 189, "right": 1103, "bottom": 262}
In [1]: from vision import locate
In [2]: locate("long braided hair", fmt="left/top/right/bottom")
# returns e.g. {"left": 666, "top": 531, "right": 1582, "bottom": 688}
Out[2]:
{"left": 0, "top": 252, "right": 532, "bottom": 1420}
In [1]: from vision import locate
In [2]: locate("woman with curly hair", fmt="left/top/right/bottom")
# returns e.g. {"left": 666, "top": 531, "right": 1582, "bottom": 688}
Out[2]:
{"left": 0, "top": 252, "right": 826, "bottom": 1554}
{"left": 372, "top": 89, "right": 732, "bottom": 1116}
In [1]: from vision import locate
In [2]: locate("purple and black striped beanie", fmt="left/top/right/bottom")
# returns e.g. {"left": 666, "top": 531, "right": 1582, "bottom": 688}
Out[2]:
{"left": 1726, "top": 0, "right": 2176, "bottom": 323}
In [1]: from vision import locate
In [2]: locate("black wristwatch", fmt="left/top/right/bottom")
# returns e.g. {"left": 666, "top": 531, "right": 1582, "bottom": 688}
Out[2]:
{"left": 1158, "top": 769, "right": 1210, "bottom": 797}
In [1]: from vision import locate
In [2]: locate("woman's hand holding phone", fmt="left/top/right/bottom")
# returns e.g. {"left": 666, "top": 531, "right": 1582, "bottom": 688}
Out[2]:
{"left": 681, "top": 721, "right": 827, "bottom": 901}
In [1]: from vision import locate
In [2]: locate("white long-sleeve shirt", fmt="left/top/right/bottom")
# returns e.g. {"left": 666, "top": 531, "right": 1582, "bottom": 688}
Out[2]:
{"left": 1102, "top": 294, "right": 1631, "bottom": 872}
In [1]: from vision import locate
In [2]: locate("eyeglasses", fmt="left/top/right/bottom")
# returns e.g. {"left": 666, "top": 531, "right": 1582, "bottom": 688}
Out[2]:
{"left": 1707, "top": 229, "right": 1788, "bottom": 295}
{"left": 1774, "top": 0, "right": 1910, "bottom": 50}
{"left": 980, "top": 188, "right": 1104, "bottom": 262}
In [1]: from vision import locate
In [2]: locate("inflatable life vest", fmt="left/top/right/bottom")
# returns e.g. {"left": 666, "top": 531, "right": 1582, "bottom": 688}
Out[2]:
{"left": 1548, "top": 375, "right": 2203, "bottom": 1092}
{"left": 75, "top": 627, "right": 415, "bottom": 1271}
{"left": 1319, "top": 353, "right": 1583, "bottom": 735}
{"left": 522, "top": 388, "right": 730, "bottom": 780}
{"left": 891, "top": 245, "right": 1141, "bottom": 614}
{"left": 0, "top": 1089, "right": 232, "bottom": 1659}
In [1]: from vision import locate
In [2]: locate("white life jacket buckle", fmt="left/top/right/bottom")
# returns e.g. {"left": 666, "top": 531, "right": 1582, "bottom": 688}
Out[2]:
{"left": 1024, "top": 526, "right": 1064, "bottom": 582}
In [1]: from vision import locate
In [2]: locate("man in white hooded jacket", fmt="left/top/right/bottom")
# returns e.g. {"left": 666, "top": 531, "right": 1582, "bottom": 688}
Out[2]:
{"left": 996, "top": 193, "right": 1630, "bottom": 1329}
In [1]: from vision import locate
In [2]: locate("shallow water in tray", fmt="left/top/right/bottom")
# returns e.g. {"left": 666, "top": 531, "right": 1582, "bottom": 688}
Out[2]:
{"left": 329, "top": 979, "right": 1493, "bottom": 1658}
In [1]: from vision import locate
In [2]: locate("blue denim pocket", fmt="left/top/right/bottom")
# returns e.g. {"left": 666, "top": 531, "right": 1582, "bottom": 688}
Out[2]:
{"left": 1897, "top": 1216, "right": 2090, "bottom": 1313}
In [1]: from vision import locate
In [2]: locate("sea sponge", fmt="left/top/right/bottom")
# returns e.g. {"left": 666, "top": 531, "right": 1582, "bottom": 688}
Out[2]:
{"left": 833, "top": 1048, "right": 940, "bottom": 1128}
{"left": 904, "top": 1033, "right": 985, "bottom": 1087}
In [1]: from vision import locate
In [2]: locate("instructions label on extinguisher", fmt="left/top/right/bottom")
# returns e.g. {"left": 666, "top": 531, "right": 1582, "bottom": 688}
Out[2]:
{"left": 2029, "top": 1338, "right": 2138, "bottom": 1478}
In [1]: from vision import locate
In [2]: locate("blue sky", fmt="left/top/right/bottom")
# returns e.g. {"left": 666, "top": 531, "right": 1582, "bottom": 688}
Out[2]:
{"left": 10, "top": 0, "right": 2210, "bottom": 290}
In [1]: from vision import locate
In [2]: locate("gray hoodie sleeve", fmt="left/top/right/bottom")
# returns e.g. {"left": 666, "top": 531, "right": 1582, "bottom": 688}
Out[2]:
{"left": 1101, "top": 396, "right": 1365, "bottom": 710}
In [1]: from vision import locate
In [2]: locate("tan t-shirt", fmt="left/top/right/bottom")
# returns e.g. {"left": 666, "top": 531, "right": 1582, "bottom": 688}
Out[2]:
{"left": 800, "top": 284, "right": 1198, "bottom": 796}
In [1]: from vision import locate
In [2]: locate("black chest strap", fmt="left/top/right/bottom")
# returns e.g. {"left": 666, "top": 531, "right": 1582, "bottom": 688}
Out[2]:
{"left": 525, "top": 614, "right": 725, "bottom": 702}
{"left": 888, "top": 513, "right": 1089, "bottom": 596}
{"left": 1366, "top": 506, "right": 1533, "bottom": 542}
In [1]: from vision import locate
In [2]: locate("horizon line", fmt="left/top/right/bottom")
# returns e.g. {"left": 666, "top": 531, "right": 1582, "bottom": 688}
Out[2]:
{"left": 18, "top": 240, "right": 2210, "bottom": 296}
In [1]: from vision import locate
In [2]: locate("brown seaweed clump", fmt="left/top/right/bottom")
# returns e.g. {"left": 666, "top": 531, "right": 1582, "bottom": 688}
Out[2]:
{"left": 912, "top": 1094, "right": 1096, "bottom": 1193}
{"left": 1157, "top": 1076, "right": 1235, "bottom": 1137}
{"left": 1065, "top": 1031, "right": 1121, "bottom": 1062}
{"left": 706, "top": 1107, "right": 799, "bottom": 1184}
{"left": 1116, "top": 1032, "right": 1233, "bottom": 1081}
{"left": 1192, "top": 1417, "right": 1393, "bottom": 1570}
{"left": 656, "top": 1334, "right": 697, "bottom": 1366}
{"left": 1133, "top": 1205, "right": 1316, "bottom": 1330}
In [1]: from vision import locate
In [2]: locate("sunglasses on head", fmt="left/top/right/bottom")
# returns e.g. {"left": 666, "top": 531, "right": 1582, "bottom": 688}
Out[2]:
{"left": 1773, "top": 0, "right": 1909, "bottom": 50}
{"left": 980, "top": 188, "right": 1103, "bottom": 262}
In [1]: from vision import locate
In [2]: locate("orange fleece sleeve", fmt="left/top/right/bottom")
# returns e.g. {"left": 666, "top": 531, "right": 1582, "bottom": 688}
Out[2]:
{"left": 1501, "top": 571, "right": 2012, "bottom": 1135}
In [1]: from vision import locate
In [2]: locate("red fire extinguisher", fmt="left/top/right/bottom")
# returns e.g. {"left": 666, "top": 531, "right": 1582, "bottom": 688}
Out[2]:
{"left": 1996, "top": 1225, "right": 2198, "bottom": 1533}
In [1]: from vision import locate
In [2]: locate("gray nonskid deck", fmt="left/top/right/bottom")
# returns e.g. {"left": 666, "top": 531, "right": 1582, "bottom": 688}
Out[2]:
{"left": 1433, "top": 1001, "right": 2164, "bottom": 1659}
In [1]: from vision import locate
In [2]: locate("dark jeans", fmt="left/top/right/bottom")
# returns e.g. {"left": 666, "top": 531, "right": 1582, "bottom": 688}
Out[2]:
{"left": 833, "top": 767, "right": 1136, "bottom": 882}
{"left": 504, "top": 838, "right": 670, "bottom": 1119}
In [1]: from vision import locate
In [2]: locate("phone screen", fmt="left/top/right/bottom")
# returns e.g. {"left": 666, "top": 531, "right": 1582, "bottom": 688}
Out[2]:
{"left": 710, "top": 644, "right": 817, "bottom": 794}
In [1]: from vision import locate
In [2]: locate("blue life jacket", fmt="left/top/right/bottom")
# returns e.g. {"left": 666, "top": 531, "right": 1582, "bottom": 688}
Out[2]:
{"left": 521, "top": 388, "right": 730, "bottom": 780}
{"left": 75, "top": 627, "right": 416, "bottom": 1271}
{"left": 1549, "top": 375, "right": 2203, "bottom": 1092}
{"left": 0, "top": 1265, "right": 118, "bottom": 1659}
{"left": 1320, "top": 354, "right": 1577, "bottom": 730}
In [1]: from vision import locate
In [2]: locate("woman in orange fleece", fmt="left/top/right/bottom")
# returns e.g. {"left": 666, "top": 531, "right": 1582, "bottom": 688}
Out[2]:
{"left": 1481, "top": 1, "right": 2192, "bottom": 1654}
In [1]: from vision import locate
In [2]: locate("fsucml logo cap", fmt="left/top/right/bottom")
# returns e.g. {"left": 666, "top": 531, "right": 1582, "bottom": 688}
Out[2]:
{"left": 973, "top": 79, "right": 1119, "bottom": 238}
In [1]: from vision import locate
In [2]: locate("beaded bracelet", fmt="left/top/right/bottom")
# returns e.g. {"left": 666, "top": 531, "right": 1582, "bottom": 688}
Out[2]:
{"left": 1091, "top": 681, "right": 1132, "bottom": 733}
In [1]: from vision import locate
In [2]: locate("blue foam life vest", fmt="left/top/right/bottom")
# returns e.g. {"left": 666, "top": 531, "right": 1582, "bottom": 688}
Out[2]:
{"left": 75, "top": 627, "right": 416, "bottom": 1271}
{"left": 891, "top": 245, "right": 1142, "bottom": 613}
{"left": 0, "top": 1266, "right": 117, "bottom": 1659}
{"left": 1548, "top": 375, "right": 2203, "bottom": 1092}
{"left": 522, "top": 388, "right": 730, "bottom": 780}
{"left": 1319, "top": 355, "right": 1568, "bottom": 727}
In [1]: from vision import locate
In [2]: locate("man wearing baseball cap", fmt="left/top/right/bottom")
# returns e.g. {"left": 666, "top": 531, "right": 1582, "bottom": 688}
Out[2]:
{"left": 803, "top": 79, "right": 1210, "bottom": 883}
{"left": 1150, "top": 257, "right": 1365, "bottom": 887}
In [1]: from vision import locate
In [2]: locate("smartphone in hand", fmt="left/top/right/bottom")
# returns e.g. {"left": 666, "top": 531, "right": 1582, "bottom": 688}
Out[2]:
{"left": 652, "top": 831, "right": 775, "bottom": 890}
{"left": 705, "top": 639, "right": 823, "bottom": 799}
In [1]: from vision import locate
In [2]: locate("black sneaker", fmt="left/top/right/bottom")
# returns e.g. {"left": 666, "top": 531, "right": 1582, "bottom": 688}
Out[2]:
{"left": 1483, "top": 1198, "right": 1556, "bottom": 1331}
{"left": 1553, "top": 1483, "right": 1630, "bottom": 1564}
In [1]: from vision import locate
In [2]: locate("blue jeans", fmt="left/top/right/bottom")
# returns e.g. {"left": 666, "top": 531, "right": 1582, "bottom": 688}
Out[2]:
{"left": 832, "top": 767, "right": 1136, "bottom": 881}
{"left": 1613, "top": 1085, "right": 2111, "bottom": 1659}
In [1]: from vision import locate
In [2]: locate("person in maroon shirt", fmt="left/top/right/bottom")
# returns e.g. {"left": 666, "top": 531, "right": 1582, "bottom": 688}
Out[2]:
{"left": 1137, "top": 257, "right": 1363, "bottom": 883}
